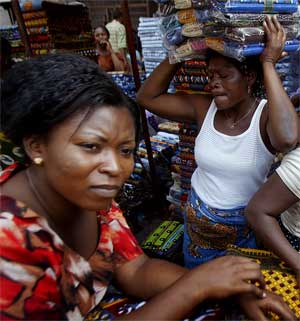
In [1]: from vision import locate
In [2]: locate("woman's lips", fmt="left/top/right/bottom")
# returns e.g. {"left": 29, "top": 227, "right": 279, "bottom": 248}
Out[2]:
{"left": 90, "top": 185, "right": 120, "bottom": 198}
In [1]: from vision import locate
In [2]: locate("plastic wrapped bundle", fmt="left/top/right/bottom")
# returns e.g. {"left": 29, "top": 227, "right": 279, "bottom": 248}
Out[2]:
{"left": 174, "top": 0, "right": 217, "bottom": 9}
{"left": 224, "top": 25, "right": 299, "bottom": 44}
{"left": 206, "top": 37, "right": 300, "bottom": 60}
{"left": 168, "top": 37, "right": 207, "bottom": 63}
{"left": 224, "top": 0, "right": 298, "bottom": 13}
{"left": 216, "top": 12, "right": 299, "bottom": 27}
{"left": 138, "top": 17, "right": 168, "bottom": 74}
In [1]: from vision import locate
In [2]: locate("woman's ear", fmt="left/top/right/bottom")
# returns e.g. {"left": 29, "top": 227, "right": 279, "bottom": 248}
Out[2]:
{"left": 22, "top": 136, "right": 45, "bottom": 164}
{"left": 247, "top": 70, "right": 257, "bottom": 88}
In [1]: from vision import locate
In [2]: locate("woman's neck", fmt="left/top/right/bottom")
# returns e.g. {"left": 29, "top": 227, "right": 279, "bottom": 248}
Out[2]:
{"left": 222, "top": 97, "right": 258, "bottom": 122}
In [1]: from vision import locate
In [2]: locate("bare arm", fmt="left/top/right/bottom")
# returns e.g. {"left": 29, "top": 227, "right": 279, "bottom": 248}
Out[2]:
{"left": 245, "top": 172, "right": 300, "bottom": 273}
{"left": 136, "top": 58, "right": 211, "bottom": 124}
{"left": 113, "top": 254, "right": 267, "bottom": 320}
{"left": 107, "top": 41, "right": 125, "bottom": 71}
{"left": 261, "top": 16, "right": 298, "bottom": 152}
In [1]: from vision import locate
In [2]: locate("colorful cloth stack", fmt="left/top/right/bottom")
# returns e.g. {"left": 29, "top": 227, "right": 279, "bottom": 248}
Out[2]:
{"left": 173, "top": 60, "right": 210, "bottom": 93}
{"left": 22, "top": 9, "right": 54, "bottom": 55}
{"left": 110, "top": 73, "right": 146, "bottom": 99}
{"left": 206, "top": 0, "right": 300, "bottom": 60}
{"left": 142, "top": 220, "right": 184, "bottom": 259}
{"left": 138, "top": 17, "right": 168, "bottom": 75}
{"left": 158, "top": 0, "right": 299, "bottom": 62}
{"left": 167, "top": 123, "right": 198, "bottom": 211}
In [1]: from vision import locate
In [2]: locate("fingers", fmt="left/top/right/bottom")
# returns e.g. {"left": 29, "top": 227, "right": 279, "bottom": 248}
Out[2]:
{"left": 263, "top": 15, "right": 285, "bottom": 40}
{"left": 261, "top": 295, "right": 298, "bottom": 321}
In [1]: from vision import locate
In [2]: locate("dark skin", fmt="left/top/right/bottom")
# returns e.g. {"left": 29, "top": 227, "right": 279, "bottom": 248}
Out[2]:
{"left": 1, "top": 105, "right": 296, "bottom": 320}
{"left": 245, "top": 165, "right": 300, "bottom": 287}
{"left": 94, "top": 27, "right": 125, "bottom": 72}
{"left": 137, "top": 16, "right": 298, "bottom": 153}
{"left": 136, "top": 16, "right": 299, "bottom": 320}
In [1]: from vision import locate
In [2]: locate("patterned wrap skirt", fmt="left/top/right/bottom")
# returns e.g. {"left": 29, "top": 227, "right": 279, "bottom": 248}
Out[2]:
{"left": 183, "top": 188, "right": 257, "bottom": 268}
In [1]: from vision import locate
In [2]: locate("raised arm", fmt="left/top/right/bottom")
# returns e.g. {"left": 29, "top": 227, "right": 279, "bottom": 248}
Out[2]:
{"left": 261, "top": 16, "right": 298, "bottom": 152}
{"left": 136, "top": 58, "right": 211, "bottom": 124}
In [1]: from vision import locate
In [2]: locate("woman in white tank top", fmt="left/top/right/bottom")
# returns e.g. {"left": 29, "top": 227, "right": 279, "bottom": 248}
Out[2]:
{"left": 138, "top": 16, "right": 298, "bottom": 260}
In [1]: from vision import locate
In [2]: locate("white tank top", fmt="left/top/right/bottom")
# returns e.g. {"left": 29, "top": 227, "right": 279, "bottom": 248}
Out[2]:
{"left": 191, "top": 99, "right": 274, "bottom": 209}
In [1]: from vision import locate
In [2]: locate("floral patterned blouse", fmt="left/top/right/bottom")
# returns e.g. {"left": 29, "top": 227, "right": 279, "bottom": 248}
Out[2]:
{"left": 0, "top": 171, "right": 143, "bottom": 320}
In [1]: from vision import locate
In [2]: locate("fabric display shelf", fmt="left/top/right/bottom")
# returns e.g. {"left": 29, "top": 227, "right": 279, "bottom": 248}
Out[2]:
{"left": 138, "top": 17, "right": 168, "bottom": 75}
{"left": 109, "top": 72, "right": 146, "bottom": 99}
{"left": 21, "top": 8, "right": 53, "bottom": 56}
{"left": 0, "top": 25, "right": 25, "bottom": 61}
{"left": 276, "top": 52, "right": 300, "bottom": 97}
{"left": 173, "top": 59, "right": 210, "bottom": 93}
{"left": 17, "top": 0, "right": 96, "bottom": 60}
{"left": 156, "top": 0, "right": 299, "bottom": 62}
{"left": 116, "top": 126, "right": 179, "bottom": 233}
{"left": 168, "top": 123, "right": 198, "bottom": 214}
{"left": 42, "top": 1, "right": 96, "bottom": 60}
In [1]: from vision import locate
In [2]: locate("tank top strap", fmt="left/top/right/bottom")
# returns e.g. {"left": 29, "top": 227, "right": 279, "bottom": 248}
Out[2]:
{"left": 251, "top": 99, "right": 267, "bottom": 130}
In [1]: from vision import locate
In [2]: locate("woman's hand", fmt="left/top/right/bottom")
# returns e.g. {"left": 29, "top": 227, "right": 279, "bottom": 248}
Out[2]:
{"left": 237, "top": 291, "right": 297, "bottom": 321}
{"left": 188, "top": 256, "right": 266, "bottom": 300}
{"left": 260, "top": 15, "right": 286, "bottom": 65}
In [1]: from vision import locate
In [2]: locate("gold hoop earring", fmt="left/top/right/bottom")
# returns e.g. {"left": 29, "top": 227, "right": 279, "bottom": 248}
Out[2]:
{"left": 33, "top": 157, "right": 44, "bottom": 166}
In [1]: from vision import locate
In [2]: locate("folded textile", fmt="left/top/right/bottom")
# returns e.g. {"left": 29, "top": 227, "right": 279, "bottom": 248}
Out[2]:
{"left": 182, "top": 22, "right": 204, "bottom": 37}
{"left": 224, "top": 2, "right": 298, "bottom": 13}
{"left": 22, "top": 11, "right": 46, "bottom": 20}
{"left": 174, "top": 83, "right": 207, "bottom": 91}
{"left": 224, "top": 25, "right": 299, "bottom": 44}
{"left": 214, "top": 12, "right": 299, "bottom": 27}
{"left": 206, "top": 37, "right": 300, "bottom": 60}
{"left": 177, "top": 8, "right": 198, "bottom": 24}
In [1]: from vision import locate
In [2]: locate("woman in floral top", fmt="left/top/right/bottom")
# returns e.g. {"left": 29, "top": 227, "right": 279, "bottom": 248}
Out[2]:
{"left": 0, "top": 53, "right": 296, "bottom": 321}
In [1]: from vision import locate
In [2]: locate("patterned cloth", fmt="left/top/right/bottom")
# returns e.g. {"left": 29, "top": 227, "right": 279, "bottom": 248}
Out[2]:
{"left": 106, "top": 20, "right": 127, "bottom": 53}
{"left": 226, "top": 245, "right": 300, "bottom": 320}
{"left": 183, "top": 188, "right": 257, "bottom": 268}
{"left": 0, "top": 169, "right": 143, "bottom": 320}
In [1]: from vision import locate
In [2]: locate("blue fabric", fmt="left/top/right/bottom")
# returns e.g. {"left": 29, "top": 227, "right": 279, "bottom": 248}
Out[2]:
{"left": 242, "top": 40, "right": 300, "bottom": 56}
{"left": 183, "top": 188, "right": 257, "bottom": 268}
{"left": 225, "top": 3, "right": 298, "bottom": 13}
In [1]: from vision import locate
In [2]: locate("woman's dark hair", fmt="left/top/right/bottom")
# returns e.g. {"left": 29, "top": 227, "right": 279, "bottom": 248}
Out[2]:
{"left": 95, "top": 25, "right": 110, "bottom": 40}
{"left": 206, "top": 49, "right": 264, "bottom": 97}
{"left": 112, "top": 8, "right": 123, "bottom": 20}
{"left": 1, "top": 53, "right": 141, "bottom": 146}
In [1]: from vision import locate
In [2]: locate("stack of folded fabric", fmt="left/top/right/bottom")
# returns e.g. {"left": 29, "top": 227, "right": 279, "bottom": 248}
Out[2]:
{"left": 138, "top": 17, "right": 168, "bottom": 75}
{"left": 167, "top": 123, "right": 198, "bottom": 211}
{"left": 141, "top": 220, "right": 184, "bottom": 260}
{"left": 159, "top": 0, "right": 212, "bottom": 63}
{"left": 21, "top": 9, "right": 54, "bottom": 56}
{"left": 205, "top": 0, "right": 300, "bottom": 61}
{"left": 110, "top": 73, "right": 146, "bottom": 99}
{"left": 0, "top": 25, "right": 25, "bottom": 61}
{"left": 158, "top": 0, "right": 299, "bottom": 62}
{"left": 173, "top": 59, "right": 210, "bottom": 93}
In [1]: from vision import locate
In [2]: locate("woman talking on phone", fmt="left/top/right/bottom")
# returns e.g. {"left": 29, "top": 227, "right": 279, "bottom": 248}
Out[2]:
{"left": 94, "top": 25, "right": 125, "bottom": 72}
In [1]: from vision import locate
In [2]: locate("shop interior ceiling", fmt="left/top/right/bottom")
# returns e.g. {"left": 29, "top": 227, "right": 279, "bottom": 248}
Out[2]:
{"left": 78, "top": 0, "right": 157, "bottom": 30}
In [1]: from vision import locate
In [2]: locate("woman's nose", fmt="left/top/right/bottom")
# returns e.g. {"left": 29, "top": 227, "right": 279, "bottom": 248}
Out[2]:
{"left": 209, "top": 76, "right": 221, "bottom": 88}
{"left": 98, "top": 151, "right": 121, "bottom": 176}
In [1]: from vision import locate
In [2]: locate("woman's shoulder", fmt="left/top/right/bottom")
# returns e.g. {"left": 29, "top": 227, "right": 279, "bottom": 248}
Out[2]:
{"left": 276, "top": 146, "right": 300, "bottom": 198}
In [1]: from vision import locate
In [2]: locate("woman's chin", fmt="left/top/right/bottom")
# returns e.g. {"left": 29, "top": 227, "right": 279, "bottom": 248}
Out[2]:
{"left": 214, "top": 96, "right": 230, "bottom": 110}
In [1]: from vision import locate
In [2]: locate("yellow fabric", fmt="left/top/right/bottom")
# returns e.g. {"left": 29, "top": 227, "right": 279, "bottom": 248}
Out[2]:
{"left": 227, "top": 245, "right": 300, "bottom": 320}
